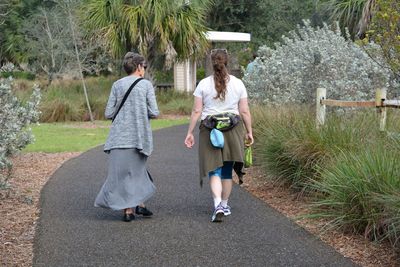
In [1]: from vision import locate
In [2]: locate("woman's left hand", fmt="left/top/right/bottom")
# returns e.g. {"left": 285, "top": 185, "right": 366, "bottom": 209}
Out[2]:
{"left": 184, "top": 133, "right": 195, "bottom": 148}
{"left": 245, "top": 133, "right": 254, "bottom": 146}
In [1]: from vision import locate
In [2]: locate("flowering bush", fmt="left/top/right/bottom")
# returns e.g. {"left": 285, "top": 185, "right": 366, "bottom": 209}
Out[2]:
{"left": 243, "top": 21, "right": 394, "bottom": 104}
{"left": 0, "top": 78, "right": 41, "bottom": 187}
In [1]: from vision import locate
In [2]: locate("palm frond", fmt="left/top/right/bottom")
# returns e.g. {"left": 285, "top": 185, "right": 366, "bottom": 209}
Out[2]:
{"left": 104, "top": 23, "right": 125, "bottom": 58}
{"left": 322, "top": 0, "right": 367, "bottom": 35}
{"left": 357, "top": 0, "right": 377, "bottom": 38}
{"left": 83, "top": 0, "right": 212, "bottom": 66}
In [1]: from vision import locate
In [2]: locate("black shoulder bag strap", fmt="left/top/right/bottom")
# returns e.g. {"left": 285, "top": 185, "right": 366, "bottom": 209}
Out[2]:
{"left": 112, "top": 78, "right": 143, "bottom": 122}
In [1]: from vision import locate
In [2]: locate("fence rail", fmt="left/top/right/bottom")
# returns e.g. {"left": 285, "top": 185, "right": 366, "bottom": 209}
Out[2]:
{"left": 155, "top": 83, "right": 174, "bottom": 91}
{"left": 316, "top": 88, "right": 400, "bottom": 131}
{"left": 320, "top": 99, "right": 376, "bottom": 107}
{"left": 382, "top": 99, "right": 400, "bottom": 108}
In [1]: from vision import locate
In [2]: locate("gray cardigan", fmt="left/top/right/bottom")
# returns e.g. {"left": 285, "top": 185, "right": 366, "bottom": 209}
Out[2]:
{"left": 104, "top": 75, "right": 159, "bottom": 156}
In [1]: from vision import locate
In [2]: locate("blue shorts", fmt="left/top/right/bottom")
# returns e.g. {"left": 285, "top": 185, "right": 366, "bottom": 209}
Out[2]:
{"left": 208, "top": 161, "right": 234, "bottom": 179}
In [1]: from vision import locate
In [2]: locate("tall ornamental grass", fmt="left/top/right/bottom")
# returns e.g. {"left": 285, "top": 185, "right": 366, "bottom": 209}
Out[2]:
{"left": 252, "top": 106, "right": 380, "bottom": 190}
{"left": 311, "top": 146, "right": 400, "bottom": 245}
{"left": 13, "top": 77, "right": 112, "bottom": 122}
{"left": 13, "top": 77, "right": 193, "bottom": 122}
{"left": 253, "top": 105, "right": 400, "bottom": 246}
{"left": 154, "top": 90, "right": 193, "bottom": 115}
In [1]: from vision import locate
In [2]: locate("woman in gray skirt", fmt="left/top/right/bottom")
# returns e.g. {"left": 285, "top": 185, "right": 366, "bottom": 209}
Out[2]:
{"left": 95, "top": 52, "right": 159, "bottom": 222}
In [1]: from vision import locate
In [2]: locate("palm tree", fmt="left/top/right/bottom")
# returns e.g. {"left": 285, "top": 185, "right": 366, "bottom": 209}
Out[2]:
{"left": 83, "top": 0, "right": 212, "bottom": 83}
{"left": 357, "top": 0, "right": 377, "bottom": 38}
{"left": 320, "top": 0, "right": 377, "bottom": 38}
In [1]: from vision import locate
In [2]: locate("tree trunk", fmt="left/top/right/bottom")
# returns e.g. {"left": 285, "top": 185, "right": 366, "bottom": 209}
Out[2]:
{"left": 357, "top": 0, "right": 377, "bottom": 38}
{"left": 66, "top": 1, "right": 94, "bottom": 122}
{"left": 47, "top": 71, "right": 53, "bottom": 86}
{"left": 43, "top": 10, "right": 55, "bottom": 86}
{"left": 143, "top": 43, "right": 157, "bottom": 85}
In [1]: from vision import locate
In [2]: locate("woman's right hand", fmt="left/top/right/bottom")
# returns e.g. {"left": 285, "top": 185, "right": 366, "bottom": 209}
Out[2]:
{"left": 184, "top": 133, "right": 195, "bottom": 148}
{"left": 245, "top": 133, "right": 254, "bottom": 146}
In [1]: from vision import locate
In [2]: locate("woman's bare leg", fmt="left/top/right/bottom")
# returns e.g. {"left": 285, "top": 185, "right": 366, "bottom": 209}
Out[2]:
{"left": 124, "top": 208, "right": 134, "bottom": 214}
{"left": 210, "top": 175, "right": 222, "bottom": 207}
{"left": 221, "top": 179, "right": 233, "bottom": 201}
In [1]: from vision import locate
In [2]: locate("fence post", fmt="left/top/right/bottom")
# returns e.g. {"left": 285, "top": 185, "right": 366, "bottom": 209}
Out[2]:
{"left": 316, "top": 88, "right": 326, "bottom": 129}
{"left": 375, "top": 88, "right": 387, "bottom": 132}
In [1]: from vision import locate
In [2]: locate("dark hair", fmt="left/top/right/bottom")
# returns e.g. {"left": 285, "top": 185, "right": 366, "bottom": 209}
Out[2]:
{"left": 211, "top": 49, "right": 229, "bottom": 101}
{"left": 123, "top": 52, "right": 145, "bottom": 75}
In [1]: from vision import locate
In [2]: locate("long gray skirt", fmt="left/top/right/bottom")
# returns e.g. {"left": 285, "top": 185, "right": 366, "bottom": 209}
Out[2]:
{"left": 94, "top": 148, "right": 156, "bottom": 211}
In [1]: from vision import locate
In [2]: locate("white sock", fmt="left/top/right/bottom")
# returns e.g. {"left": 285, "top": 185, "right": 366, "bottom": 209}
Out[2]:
{"left": 213, "top": 197, "right": 222, "bottom": 208}
{"left": 221, "top": 199, "right": 228, "bottom": 208}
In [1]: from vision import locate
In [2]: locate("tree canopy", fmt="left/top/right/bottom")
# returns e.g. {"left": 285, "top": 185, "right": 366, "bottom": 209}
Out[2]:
{"left": 206, "top": 0, "right": 320, "bottom": 48}
{"left": 0, "top": 0, "right": 44, "bottom": 62}
{"left": 365, "top": 0, "right": 400, "bottom": 80}
{"left": 83, "top": 0, "right": 211, "bottom": 72}
{"left": 320, "top": 0, "right": 378, "bottom": 39}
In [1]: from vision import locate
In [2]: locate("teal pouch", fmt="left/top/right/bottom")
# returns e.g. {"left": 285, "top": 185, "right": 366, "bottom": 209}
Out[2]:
{"left": 210, "top": 128, "right": 224, "bottom": 148}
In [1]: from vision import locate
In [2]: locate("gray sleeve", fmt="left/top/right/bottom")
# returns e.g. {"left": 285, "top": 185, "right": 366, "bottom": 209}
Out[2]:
{"left": 105, "top": 83, "right": 117, "bottom": 119}
{"left": 146, "top": 82, "right": 159, "bottom": 118}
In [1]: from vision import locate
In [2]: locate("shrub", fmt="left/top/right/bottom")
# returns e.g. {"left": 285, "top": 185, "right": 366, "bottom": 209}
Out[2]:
{"left": 252, "top": 105, "right": 383, "bottom": 190}
{"left": 365, "top": 0, "right": 400, "bottom": 80}
{"left": 0, "top": 62, "right": 16, "bottom": 72}
{"left": 1, "top": 71, "right": 36, "bottom": 80}
{"left": 156, "top": 90, "right": 193, "bottom": 115}
{"left": 311, "top": 145, "right": 400, "bottom": 246}
{"left": 0, "top": 78, "right": 41, "bottom": 187}
{"left": 154, "top": 69, "right": 174, "bottom": 83}
{"left": 88, "top": 95, "right": 108, "bottom": 120}
{"left": 40, "top": 98, "right": 83, "bottom": 122}
{"left": 37, "top": 77, "right": 112, "bottom": 122}
{"left": 244, "top": 21, "right": 393, "bottom": 104}
{"left": 196, "top": 67, "right": 206, "bottom": 81}
{"left": 253, "top": 104, "right": 400, "bottom": 247}
{"left": 253, "top": 106, "right": 325, "bottom": 189}
{"left": 13, "top": 77, "right": 193, "bottom": 122}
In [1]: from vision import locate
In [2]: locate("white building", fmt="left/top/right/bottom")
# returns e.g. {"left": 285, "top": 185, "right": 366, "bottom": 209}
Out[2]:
{"left": 174, "top": 31, "right": 251, "bottom": 92}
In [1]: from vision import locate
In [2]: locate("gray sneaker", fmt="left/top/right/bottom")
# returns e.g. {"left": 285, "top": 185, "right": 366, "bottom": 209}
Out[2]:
{"left": 223, "top": 205, "right": 231, "bottom": 216}
{"left": 211, "top": 204, "right": 224, "bottom": 222}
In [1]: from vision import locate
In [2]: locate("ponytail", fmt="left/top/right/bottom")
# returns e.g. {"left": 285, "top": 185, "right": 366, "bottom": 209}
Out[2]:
{"left": 211, "top": 49, "right": 229, "bottom": 101}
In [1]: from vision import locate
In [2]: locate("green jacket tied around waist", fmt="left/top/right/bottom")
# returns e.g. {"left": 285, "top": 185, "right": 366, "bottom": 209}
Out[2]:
{"left": 198, "top": 120, "right": 246, "bottom": 186}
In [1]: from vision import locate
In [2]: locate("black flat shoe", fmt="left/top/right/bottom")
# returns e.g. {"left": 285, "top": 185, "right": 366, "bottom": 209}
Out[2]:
{"left": 135, "top": 206, "right": 153, "bottom": 217}
{"left": 123, "top": 213, "right": 135, "bottom": 222}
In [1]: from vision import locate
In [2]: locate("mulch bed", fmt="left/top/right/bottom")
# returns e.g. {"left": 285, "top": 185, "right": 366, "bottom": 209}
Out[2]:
{"left": 0, "top": 152, "right": 80, "bottom": 267}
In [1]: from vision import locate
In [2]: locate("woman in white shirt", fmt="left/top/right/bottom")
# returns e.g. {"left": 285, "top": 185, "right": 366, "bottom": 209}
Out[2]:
{"left": 184, "top": 49, "right": 253, "bottom": 222}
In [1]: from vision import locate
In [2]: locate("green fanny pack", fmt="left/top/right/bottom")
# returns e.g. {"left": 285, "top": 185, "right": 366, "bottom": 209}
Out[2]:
{"left": 202, "top": 113, "right": 240, "bottom": 132}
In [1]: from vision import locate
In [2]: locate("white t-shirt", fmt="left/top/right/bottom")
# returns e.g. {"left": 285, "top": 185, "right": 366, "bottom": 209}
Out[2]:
{"left": 193, "top": 75, "right": 248, "bottom": 120}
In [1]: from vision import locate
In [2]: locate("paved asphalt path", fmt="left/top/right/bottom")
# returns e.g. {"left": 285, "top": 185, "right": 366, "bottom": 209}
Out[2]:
{"left": 33, "top": 124, "right": 358, "bottom": 267}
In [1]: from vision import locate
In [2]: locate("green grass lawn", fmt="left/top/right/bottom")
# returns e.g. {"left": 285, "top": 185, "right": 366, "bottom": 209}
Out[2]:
{"left": 24, "top": 118, "right": 189, "bottom": 153}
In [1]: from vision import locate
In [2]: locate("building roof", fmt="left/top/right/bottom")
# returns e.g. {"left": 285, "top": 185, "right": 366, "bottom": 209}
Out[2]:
{"left": 205, "top": 31, "right": 251, "bottom": 42}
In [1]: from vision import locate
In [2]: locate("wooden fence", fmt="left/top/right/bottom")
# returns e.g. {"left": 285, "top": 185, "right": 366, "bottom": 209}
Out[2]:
{"left": 316, "top": 88, "right": 400, "bottom": 131}
{"left": 155, "top": 83, "right": 174, "bottom": 91}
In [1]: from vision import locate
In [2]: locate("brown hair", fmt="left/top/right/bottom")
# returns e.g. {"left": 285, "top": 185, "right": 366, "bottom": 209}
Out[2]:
{"left": 211, "top": 49, "right": 229, "bottom": 101}
{"left": 123, "top": 52, "right": 145, "bottom": 75}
